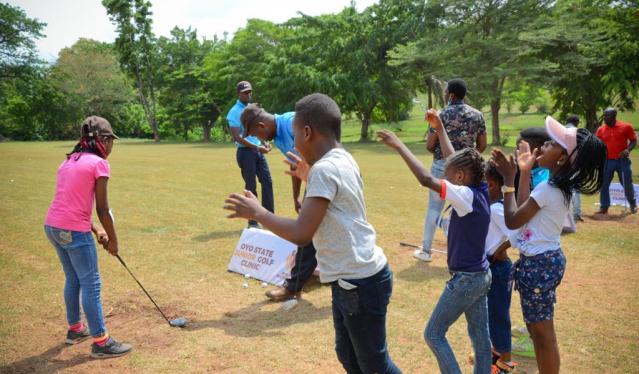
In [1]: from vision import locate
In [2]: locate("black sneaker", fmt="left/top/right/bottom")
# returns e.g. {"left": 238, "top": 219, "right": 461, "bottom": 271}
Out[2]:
{"left": 91, "top": 337, "right": 133, "bottom": 359}
{"left": 65, "top": 327, "right": 90, "bottom": 345}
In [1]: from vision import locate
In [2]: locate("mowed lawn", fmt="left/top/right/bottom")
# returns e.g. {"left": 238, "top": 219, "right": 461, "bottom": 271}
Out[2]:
{"left": 1, "top": 134, "right": 638, "bottom": 373}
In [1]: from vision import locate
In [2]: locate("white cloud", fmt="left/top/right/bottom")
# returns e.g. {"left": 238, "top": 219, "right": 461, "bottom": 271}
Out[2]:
{"left": 9, "top": 0, "right": 378, "bottom": 62}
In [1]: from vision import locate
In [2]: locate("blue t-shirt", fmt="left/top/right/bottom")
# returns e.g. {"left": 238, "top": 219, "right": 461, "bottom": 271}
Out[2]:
{"left": 273, "top": 112, "right": 296, "bottom": 157}
{"left": 531, "top": 167, "right": 550, "bottom": 189}
{"left": 226, "top": 100, "right": 261, "bottom": 148}
{"left": 440, "top": 180, "right": 490, "bottom": 272}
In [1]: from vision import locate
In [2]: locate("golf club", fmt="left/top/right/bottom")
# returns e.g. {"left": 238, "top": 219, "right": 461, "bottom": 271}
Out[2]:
{"left": 399, "top": 242, "right": 448, "bottom": 255}
{"left": 115, "top": 254, "right": 187, "bottom": 328}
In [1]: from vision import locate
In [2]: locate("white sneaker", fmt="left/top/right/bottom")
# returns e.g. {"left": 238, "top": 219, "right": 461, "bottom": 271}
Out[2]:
{"left": 413, "top": 250, "right": 432, "bottom": 262}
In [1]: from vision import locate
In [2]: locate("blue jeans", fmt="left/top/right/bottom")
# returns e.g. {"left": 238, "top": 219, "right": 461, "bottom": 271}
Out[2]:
{"left": 572, "top": 191, "right": 581, "bottom": 217}
{"left": 422, "top": 159, "right": 446, "bottom": 251}
{"left": 45, "top": 225, "right": 106, "bottom": 337}
{"left": 331, "top": 265, "right": 401, "bottom": 374}
{"left": 236, "top": 147, "right": 274, "bottom": 225}
{"left": 425, "top": 270, "right": 492, "bottom": 374}
{"left": 600, "top": 158, "right": 635, "bottom": 209}
{"left": 487, "top": 259, "right": 512, "bottom": 354}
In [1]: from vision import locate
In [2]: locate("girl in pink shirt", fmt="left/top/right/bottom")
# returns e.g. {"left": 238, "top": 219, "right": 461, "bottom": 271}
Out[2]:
{"left": 44, "top": 116, "right": 132, "bottom": 358}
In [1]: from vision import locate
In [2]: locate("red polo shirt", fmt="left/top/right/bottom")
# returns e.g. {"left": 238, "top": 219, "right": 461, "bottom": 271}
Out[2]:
{"left": 596, "top": 120, "right": 636, "bottom": 159}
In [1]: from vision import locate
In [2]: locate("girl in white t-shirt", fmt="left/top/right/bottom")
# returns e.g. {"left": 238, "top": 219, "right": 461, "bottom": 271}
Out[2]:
{"left": 491, "top": 116, "right": 606, "bottom": 374}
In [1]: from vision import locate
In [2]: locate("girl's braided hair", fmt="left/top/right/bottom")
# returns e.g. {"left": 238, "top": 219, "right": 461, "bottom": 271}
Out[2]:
{"left": 549, "top": 128, "right": 607, "bottom": 204}
{"left": 66, "top": 123, "right": 109, "bottom": 160}
{"left": 446, "top": 148, "right": 486, "bottom": 185}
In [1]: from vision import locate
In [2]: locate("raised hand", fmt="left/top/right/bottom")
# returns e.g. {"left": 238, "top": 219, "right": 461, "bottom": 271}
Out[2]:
{"left": 377, "top": 129, "right": 404, "bottom": 150}
{"left": 284, "top": 152, "right": 310, "bottom": 182}
{"left": 490, "top": 148, "right": 517, "bottom": 182}
{"left": 516, "top": 140, "right": 539, "bottom": 173}
{"left": 425, "top": 109, "right": 443, "bottom": 131}
{"left": 224, "top": 190, "right": 266, "bottom": 220}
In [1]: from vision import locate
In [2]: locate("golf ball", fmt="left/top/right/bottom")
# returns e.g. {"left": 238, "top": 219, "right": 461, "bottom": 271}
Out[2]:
{"left": 244, "top": 274, "right": 251, "bottom": 279}
{"left": 242, "top": 282, "right": 249, "bottom": 289}
{"left": 261, "top": 282, "right": 268, "bottom": 288}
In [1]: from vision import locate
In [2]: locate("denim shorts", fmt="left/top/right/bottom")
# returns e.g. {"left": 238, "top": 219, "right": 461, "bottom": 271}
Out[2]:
{"left": 513, "top": 249, "right": 566, "bottom": 324}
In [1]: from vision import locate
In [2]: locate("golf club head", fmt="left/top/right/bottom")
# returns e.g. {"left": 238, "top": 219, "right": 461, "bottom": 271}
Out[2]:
{"left": 169, "top": 317, "right": 187, "bottom": 328}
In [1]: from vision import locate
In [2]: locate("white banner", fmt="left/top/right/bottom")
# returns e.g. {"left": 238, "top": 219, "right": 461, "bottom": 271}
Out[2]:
{"left": 609, "top": 183, "right": 639, "bottom": 207}
{"left": 227, "top": 228, "right": 297, "bottom": 286}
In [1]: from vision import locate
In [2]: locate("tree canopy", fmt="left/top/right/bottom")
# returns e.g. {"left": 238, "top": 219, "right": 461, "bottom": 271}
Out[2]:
{"left": 1, "top": 0, "right": 637, "bottom": 141}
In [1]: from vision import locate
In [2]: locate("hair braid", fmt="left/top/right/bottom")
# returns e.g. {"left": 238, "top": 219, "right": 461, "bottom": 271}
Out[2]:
{"left": 446, "top": 148, "right": 486, "bottom": 185}
{"left": 549, "top": 128, "right": 607, "bottom": 204}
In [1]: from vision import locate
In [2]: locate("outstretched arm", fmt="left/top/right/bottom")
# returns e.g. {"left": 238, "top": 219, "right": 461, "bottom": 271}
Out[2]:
{"left": 377, "top": 129, "right": 441, "bottom": 193}
{"left": 224, "top": 191, "right": 328, "bottom": 246}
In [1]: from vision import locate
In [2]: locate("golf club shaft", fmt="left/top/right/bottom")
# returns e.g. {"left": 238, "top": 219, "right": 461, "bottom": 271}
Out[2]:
{"left": 115, "top": 254, "right": 171, "bottom": 325}
{"left": 399, "top": 242, "right": 448, "bottom": 254}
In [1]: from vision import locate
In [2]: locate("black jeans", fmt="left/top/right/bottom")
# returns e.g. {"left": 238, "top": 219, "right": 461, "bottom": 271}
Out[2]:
{"left": 284, "top": 242, "right": 317, "bottom": 292}
{"left": 331, "top": 265, "right": 401, "bottom": 374}
{"left": 236, "top": 147, "right": 274, "bottom": 225}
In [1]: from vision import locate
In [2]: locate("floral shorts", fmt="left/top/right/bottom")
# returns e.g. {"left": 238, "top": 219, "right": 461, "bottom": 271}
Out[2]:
{"left": 513, "top": 249, "right": 566, "bottom": 324}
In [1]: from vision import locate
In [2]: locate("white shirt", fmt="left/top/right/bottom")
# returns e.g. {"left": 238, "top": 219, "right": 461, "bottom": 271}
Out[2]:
{"left": 485, "top": 202, "right": 519, "bottom": 256}
{"left": 515, "top": 181, "right": 568, "bottom": 256}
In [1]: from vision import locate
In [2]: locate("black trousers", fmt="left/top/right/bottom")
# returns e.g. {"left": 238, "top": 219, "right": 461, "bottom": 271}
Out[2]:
{"left": 284, "top": 241, "right": 317, "bottom": 292}
{"left": 236, "top": 147, "right": 274, "bottom": 225}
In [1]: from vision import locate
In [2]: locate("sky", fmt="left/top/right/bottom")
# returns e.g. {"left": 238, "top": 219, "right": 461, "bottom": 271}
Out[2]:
{"left": 10, "top": 0, "right": 378, "bottom": 62}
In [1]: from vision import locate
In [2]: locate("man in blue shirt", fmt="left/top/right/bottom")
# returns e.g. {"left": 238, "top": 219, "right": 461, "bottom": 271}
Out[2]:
{"left": 241, "top": 103, "right": 317, "bottom": 302}
{"left": 226, "top": 81, "right": 274, "bottom": 227}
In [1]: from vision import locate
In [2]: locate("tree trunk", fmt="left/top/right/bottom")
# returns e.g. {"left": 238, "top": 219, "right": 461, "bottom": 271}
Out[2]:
{"left": 490, "top": 99, "right": 501, "bottom": 145}
{"left": 203, "top": 120, "right": 212, "bottom": 141}
{"left": 148, "top": 81, "right": 160, "bottom": 142}
{"left": 360, "top": 114, "right": 371, "bottom": 142}
{"left": 427, "top": 78, "right": 433, "bottom": 108}
{"left": 585, "top": 105, "right": 599, "bottom": 132}
{"left": 134, "top": 73, "right": 160, "bottom": 142}
{"left": 183, "top": 124, "right": 188, "bottom": 142}
{"left": 489, "top": 77, "right": 506, "bottom": 145}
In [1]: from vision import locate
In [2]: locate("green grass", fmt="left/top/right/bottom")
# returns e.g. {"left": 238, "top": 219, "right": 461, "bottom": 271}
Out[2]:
{"left": 0, "top": 137, "right": 637, "bottom": 373}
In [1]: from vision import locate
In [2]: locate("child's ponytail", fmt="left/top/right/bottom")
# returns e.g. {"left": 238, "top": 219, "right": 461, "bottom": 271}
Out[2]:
{"left": 549, "top": 128, "right": 607, "bottom": 203}
{"left": 66, "top": 126, "right": 108, "bottom": 160}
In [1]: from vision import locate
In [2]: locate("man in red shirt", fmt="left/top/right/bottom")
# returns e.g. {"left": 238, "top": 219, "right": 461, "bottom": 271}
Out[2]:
{"left": 595, "top": 107, "right": 637, "bottom": 214}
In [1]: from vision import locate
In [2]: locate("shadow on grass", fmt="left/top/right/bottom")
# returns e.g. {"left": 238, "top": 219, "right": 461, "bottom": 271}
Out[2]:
{"left": 586, "top": 212, "right": 632, "bottom": 221}
{"left": 192, "top": 230, "right": 239, "bottom": 242}
{"left": 395, "top": 261, "right": 450, "bottom": 283}
{"left": 186, "top": 299, "right": 331, "bottom": 337}
{"left": 0, "top": 343, "right": 92, "bottom": 374}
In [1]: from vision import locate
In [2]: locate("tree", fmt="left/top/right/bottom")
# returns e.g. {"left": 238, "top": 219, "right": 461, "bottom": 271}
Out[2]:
{"left": 103, "top": 0, "right": 161, "bottom": 141}
{"left": 157, "top": 27, "right": 220, "bottom": 141}
{"left": 288, "top": 0, "right": 422, "bottom": 141}
{"left": 0, "top": 66, "right": 78, "bottom": 140}
{"left": 391, "top": 0, "right": 553, "bottom": 144}
{"left": 520, "top": 0, "right": 639, "bottom": 131}
{"left": 0, "top": 2, "right": 45, "bottom": 79}
{"left": 49, "top": 39, "right": 134, "bottom": 128}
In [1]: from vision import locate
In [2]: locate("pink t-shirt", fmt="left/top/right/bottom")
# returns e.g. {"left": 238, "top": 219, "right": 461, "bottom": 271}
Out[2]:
{"left": 45, "top": 153, "right": 110, "bottom": 232}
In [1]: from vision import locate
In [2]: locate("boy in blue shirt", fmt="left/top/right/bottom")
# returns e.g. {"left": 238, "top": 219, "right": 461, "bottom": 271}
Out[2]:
{"left": 226, "top": 81, "right": 273, "bottom": 227}
{"left": 241, "top": 104, "right": 318, "bottom": 303}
